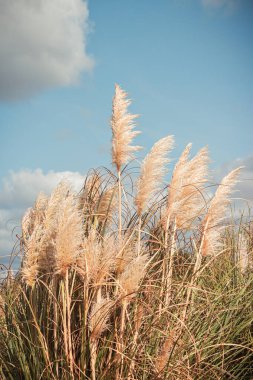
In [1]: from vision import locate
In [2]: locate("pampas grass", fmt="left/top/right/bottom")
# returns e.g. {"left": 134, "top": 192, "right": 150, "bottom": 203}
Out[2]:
{"left": 110, "top": 83, "right": 141, "bottom": 239}
{"left": 135, "top": 135, "right": 174, "bottom": 216}
{"left": 1, "top": 86, "right": 252, "bottom": 380}
{"left": 201, "top": 167, "right": 242, "bottom": 257}
{"left": 111, "top": 84, "right": 142, "bottom": 172}
{"left": 165, "top": 145, "right": 209, "bottom": 229}
{"left": 54, "top": 194, "right": 83, "bottom": 277}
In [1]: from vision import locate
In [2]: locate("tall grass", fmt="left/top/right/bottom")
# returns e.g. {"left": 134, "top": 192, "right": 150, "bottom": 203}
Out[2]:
{"left": 0, "top": 85, "right": 252, "bottom": 380}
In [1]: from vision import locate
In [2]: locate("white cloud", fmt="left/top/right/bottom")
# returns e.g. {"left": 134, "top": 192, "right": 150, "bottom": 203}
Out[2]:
{"left": 0, "top": 0, "right": 94, "bottom": 101}
{"left": 0, "top": 169, "right": 84, "bottom": 266}
{"left": 201, "top": 0, "right": 239, "bottom": 11}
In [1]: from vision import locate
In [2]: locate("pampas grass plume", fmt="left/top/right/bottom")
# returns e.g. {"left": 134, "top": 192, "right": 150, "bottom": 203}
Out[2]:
{"left": 118, "top": 254, "right": 148, "bottom": 300}
{"left": 201, "top": 167, "right": 242, "bottom": 256}
{"left": 77, "top": 230, "right": 116, "bottom": 285}
{"left": 135, "top": 135, "right": 174, "bottom": 215}
{"left": 166, "top": 145, "right": 209, "bottom": 228}
{"left": 55, "top": 194, "right": 83, "bottom": 276}
{"left": 111, "top": 84, "right": 142, "bottom": 171}
{"left": 89, "top": 296, "right": 113, "bottom": 341}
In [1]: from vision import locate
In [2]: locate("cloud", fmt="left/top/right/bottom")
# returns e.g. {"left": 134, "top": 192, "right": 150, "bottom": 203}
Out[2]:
{"left": 201, "top": 0, "right": 239, "bottom": 11}
{"left": 0, "top": 0, "right": 94, "bottom": 101}
{"left": 0, "top": 169, "right": 84, "bottom": 268}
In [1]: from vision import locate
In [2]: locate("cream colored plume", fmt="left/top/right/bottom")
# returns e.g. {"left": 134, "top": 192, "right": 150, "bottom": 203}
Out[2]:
{"left": 55, "top": 193, "right": 83, "bottom": 276}
{"left": 21, "top": 225, "right": 44, "bottom": 286}
{"left": 118, "top": 254, "right": 148, "bottom": 300}
{"left": 77, "top": 230, "right": 116, "bottom": 285}
{"left": 111, "top": 84, "right": 142, "bottom": 171}
{"left": 135, "top": 135, "right": 174, "bottom": 215}
{"left": 21, "top": 192, "right": 49, "bottom": 285}
{"left": 22, "top": 208, "right": 35, "bottom": 245}
{"left": 201, "top": 167, "right": 242, "bottom": 256}
{"left": 166, "top": 145, "right": 209, "bottom": 229}
{"left": 22, "top": 192, "right": 48, "bottom": 246}
{"left": 89, "top": 295, "right": 113, "bottom": 341}
{"left": 36, "top": 181, "right": 73, "bottom": 272}
{"left": 34, "top": 192, "right": 48, "bottom": 224}
{"left": 43, "top": 181, "right": 70, "bottom": 234}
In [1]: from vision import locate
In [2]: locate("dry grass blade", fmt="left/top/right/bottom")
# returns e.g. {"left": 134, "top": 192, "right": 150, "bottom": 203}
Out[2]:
{"left": 115, "top": 238, "right": 137, "bottom": 276}
{"left": 237, "top": 232, "right": 249, "bottom": 274}
{"left": 96, "top": 186, "right": 117, "bottom": 223}
{"left": 155, "top": 329, "right": 176, "bottom": 374}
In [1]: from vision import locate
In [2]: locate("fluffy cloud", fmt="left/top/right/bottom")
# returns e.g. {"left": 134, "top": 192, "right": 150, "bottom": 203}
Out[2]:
{"left": 0, "top": 169, "right": 84, "bottom": 271}
{"left": 0, "top": 0, "right": 94, "bottom": 101}
{"left": 201, "top": 0, "right": 239, "bottom": 10}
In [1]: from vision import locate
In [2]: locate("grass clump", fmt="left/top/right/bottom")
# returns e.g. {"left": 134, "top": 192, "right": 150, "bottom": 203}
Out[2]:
{"left": 0, "top": 84, "right": 252, "bottom": 380}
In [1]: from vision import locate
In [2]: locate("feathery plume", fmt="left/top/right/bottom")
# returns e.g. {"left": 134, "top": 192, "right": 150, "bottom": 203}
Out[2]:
{"left": 89, "top": 296, "right": 113, "bottom": 341}
{"left": 166, "top": 143, "right": 192, "bottom": 212}
{"left": 118, "top": 254, "right": 148, "bottom": 300}
{"left": 165, "top": 145, "right": 209, "bottom": 229}
{"left": 21, "top": 192, "right": 49, "bottom": 285}
{"left": 22, "top": 207, "right": 35, "bottom": 245}
{"left": 55, "top": 194, "right": 83, "bottom": 276}
{"left": 43, "top": 181, "right": 70, "bottom": 233}
{"left": 201, "top": 167, "right": 242, "bottom": 256}
{"left": 36, "top": 181, "right": 72, "bottom": 272}
{"left": 34, "top": 192, "right": 48, "bottom": 224}
{"left": 111, "top": 84, "right": 142, "bottom": 171}
{"left": 135, "top": 135, "right": 174, "bottom": 215}
{"left": 77, "top": 230, "right": 116, "bottom": 285}
{"left": 22, "top": 192, "right": 48, "bottom": 246}
{"left": 76, "top": 228, "right": 101, "bottom": 281}
{"left": 21, "top": 225, "right": 44, "bottom": 286}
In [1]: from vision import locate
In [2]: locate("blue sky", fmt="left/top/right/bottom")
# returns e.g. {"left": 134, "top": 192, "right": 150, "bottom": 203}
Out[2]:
{"left": 0, "top": 0, "right": 253, "bottom": 257}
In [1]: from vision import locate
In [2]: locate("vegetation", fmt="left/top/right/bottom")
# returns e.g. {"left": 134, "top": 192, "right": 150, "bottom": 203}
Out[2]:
{"left": 0, "top": 85, "right": 252, "bottom": 379}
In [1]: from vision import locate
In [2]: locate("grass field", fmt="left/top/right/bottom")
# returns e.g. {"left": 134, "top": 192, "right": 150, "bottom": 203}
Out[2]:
{"left": 0, "top": 85, "right": 252, "bottom": 380}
